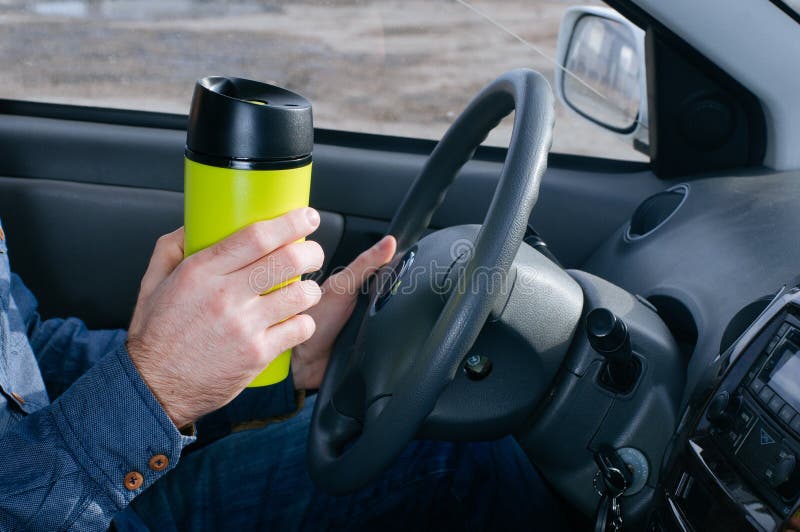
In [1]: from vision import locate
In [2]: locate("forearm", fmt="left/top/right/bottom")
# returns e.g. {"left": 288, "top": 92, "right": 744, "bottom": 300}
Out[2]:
{"left": 0, "top": 346, "right": 193, "bottom": 530}
{"left": 12, "top": 273, "right": 127, "bottom": 398}
{"left": 32, "top": 317, "right": 126, "bottom": 398}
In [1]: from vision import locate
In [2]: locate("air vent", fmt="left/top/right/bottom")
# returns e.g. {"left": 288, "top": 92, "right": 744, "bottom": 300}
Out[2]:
{"left": 626, "top": 185, "right": 688, "bottom": 241}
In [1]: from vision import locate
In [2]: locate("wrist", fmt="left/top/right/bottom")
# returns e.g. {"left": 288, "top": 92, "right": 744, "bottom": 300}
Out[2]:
{"left": 125, "top": 338, "right": 193, "bottom": 429}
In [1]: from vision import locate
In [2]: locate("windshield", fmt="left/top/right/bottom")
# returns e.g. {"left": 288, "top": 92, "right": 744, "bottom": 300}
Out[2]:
{"left": 0, "top": 0, "right": 644, "bottom": 161}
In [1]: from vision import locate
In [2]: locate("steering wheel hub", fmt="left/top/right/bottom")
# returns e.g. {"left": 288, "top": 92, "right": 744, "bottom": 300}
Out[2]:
{"left": 374, "top": 247, "right": 417, "bottom": 312}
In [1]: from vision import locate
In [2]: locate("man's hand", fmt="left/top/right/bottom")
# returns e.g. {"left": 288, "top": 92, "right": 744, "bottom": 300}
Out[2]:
{"left": 127, "top": 208, "right": 324, "bottom": 429}
{"left": 291, "top": 235, "right": 396, "bottom": 390}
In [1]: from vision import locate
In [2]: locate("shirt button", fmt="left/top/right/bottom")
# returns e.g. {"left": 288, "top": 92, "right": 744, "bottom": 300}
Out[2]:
{"left": 10, "top": 392, "right": 24, "bottom": 405}
{"left": 124, "top": 471, "right": 144, "bottom": 491}
{"left": 148, "top": 454, "right": 169, "bottom": 472}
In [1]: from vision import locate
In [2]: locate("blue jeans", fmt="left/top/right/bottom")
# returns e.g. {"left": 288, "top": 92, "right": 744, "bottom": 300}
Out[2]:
{"left": 115, "top": 396, "right": 563, "bottom": 531}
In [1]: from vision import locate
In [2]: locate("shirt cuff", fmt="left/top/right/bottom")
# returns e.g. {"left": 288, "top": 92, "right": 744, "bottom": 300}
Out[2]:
{"left": 49, "top": 345, "right": 195, "bottom": 510}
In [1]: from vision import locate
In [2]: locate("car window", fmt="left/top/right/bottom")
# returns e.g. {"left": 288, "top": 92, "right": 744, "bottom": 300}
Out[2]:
{"left": 0, "top": 0, "right": 646, "bottom": 161}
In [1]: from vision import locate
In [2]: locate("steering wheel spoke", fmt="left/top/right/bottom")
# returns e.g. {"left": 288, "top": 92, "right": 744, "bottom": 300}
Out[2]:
{"left": 316, "top": 397, "right": 362, "bottom": 451}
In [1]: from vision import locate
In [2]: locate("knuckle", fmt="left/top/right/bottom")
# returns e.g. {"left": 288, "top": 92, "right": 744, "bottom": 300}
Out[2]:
{"left": 175, "top": 259, "right": 200, "bottom": 284}
{"left": 244, "top": 338, "right": 266, "bottom": 366}
{"left": 225, "top": 316, "right": 248, "bottom": 339}
{"left": 209, "top": 241, "right": 226, "bottom": 259}
{"left": 207, "top": 284, "right": 238, "bottom": 317}
{"left": 260, "top": 335, "right": 280, "bottom": 362}
{"left": 282, "top": 243, "right": 305, "bottom": 271}
{"left": 291, "top": 281, "right": 320, "bottom": 309}
{"left": 207, "top": 291, "right": 228, "bottom": 316}
{"left": 225, "top": 223, "right": 269, "bottom": 260}
{"left": 357, "top": 245, "right": 375, "bottom": 263}
{"left": 288, "top": 210, "right": 306, "bottom": 236}
{"left": 250, "top": 222, "right": 274, "bottom": 252}
{"left": 283, "top": 283, "right": 306, "bottom": 307}
{"left": 294, "top": 281, "right": 320, "bottom": 309}
{"left": 248, "top": 263, "right": 271, "bottom": 294}
{"left": 154, "top": 234, "right": 171, "bottom": 252}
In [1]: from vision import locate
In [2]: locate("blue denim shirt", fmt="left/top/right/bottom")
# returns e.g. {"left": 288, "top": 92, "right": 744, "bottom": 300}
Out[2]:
{"left": 0, "top": 218, "right": 296, "bottom": 530}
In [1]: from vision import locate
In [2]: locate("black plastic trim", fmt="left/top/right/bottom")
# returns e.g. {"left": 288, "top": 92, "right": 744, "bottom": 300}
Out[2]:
{"left": 184, "top": 147, "right": 312, "bottom": 170}
{"left": 603, "top": 0, "right": 767, "bottom": 177}
{"left": 0, "top": 98, "right": 188, "bottom": 130}
{"left": 0, "top": 98, "right": 649, "bottom": 172}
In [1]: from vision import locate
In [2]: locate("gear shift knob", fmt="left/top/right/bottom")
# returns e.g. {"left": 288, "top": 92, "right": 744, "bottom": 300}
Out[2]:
{"left": 586, "top": 308, "right": 638, "bottom": 391}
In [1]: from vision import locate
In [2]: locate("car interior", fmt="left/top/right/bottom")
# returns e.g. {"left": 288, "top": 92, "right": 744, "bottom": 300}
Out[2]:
{"left": 1, "top": 0, "right": 800, "bottom": 530}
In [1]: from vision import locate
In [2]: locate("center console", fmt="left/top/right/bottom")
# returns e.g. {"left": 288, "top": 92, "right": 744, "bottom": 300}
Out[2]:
{"left": 658, "top": 286, "right": 800, "bottom": 531}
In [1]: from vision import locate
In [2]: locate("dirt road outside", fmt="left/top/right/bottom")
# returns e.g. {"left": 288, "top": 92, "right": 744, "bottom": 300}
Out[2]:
{"left": 0, "top": 0, "right": 646, "bottom": 161}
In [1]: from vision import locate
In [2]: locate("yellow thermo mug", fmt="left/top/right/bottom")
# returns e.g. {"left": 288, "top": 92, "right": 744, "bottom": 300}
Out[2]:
{"left": 184, "top": 76, "right": 313, "bottom": 387}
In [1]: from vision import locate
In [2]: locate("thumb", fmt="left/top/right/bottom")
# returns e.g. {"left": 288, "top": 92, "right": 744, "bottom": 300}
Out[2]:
{"left": 139, "top": 227, "right": 185, "bottom": 302}
{"left": 324, "top": 235, "right": 396, "bottom": 299}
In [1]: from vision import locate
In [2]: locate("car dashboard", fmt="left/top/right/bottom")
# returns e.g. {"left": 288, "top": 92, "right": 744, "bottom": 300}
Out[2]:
{"left": 580, "top": 168, "right": 800, "bottom": 530}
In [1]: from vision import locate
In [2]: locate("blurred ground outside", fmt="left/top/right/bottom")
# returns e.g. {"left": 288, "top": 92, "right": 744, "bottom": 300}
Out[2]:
{"left": 0, "top": 0, "right": 645, "bottom": 161}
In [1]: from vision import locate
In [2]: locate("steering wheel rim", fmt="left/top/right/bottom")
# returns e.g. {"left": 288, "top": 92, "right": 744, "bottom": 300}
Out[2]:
{"left": 308, "top": 68, "right": 554, "bottom": 495}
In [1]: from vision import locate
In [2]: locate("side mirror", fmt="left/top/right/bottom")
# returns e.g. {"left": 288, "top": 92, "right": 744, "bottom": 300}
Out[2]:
{"left": 555, "top": 6, "right": 648, "bottom": 151}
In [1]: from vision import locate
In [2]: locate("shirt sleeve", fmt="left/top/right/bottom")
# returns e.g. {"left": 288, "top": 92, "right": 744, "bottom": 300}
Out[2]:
{"left": 0, "top": 345, "right": 195, "bottom": 530}
{"left": 12, "top": 272, "right": 301, "bottom": 443}
{"left": 11, "top": 273, "right": 127, "bottom": 399}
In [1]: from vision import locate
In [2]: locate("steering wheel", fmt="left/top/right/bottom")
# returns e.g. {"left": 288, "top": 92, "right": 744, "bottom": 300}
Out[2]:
{"left": 307, "top": 68, "right": 555, "bottom": 494}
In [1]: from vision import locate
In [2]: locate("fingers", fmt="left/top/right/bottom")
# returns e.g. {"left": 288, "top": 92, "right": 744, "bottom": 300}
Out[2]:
{"left": 249, "top": 279, "right": 323, "bottom": 326}
{"left": 324, "top": 235, "right": 396, "bottom": 299}
{"left": 139, "top": 227, "right": 185, "bottom": 301}
{"left": 238, "top": 240, "right": 324, "bottom": 297}
{"left": 188, "top": 208, "right": 321, "bottom": 275}
{"left": 260, "top": 314, "right": 317, "bottom": 366}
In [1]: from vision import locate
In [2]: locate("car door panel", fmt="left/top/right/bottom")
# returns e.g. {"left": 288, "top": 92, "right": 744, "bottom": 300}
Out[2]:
{"left": 0, "top": 110, "right": 663, "bottom": 328}
{"left": 0, "top": 177, "right": 344, "bottom": 329}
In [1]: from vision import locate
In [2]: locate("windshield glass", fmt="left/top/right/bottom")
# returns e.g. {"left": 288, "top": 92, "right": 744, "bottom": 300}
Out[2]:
{"left": 0, "top": 0, "right": 645, "bottom": 161}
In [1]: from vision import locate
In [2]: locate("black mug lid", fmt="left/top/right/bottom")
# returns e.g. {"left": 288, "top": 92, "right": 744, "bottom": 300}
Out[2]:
{"left": 186, "top": 76, "right": 313, "bottom": 167}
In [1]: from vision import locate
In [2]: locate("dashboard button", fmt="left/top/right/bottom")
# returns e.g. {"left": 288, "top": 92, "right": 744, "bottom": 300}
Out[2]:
{"left": 767, "top": 338, "right": 780, "bottom": 353}
{"left": 779, "top": 323, "right": 791, "bottom": 337}
{"left": 707, "top": 391, "right": 731, "bottom": 425}
{"left": 769, "top": 395, "right": 786, "bottom": 415}
{"left": 772, "top": 450, "right": 798, "bottom": 489}
{"left": 722, "top": 429, "right": 743, "bottom": 448}
{"left": 780, "top": 405, "right": 797, "bottom": 424}
{"left": 738, "top": 419, "right": 782, "bottom": 481}
{"left": 751, "top": 379, "right": 766, "bottom": 394}
{"left": 739, "top": 408, "right": 755, "bottom": 427}
{"left": 759, "top": 386, "right": 776, "bottom": 405}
